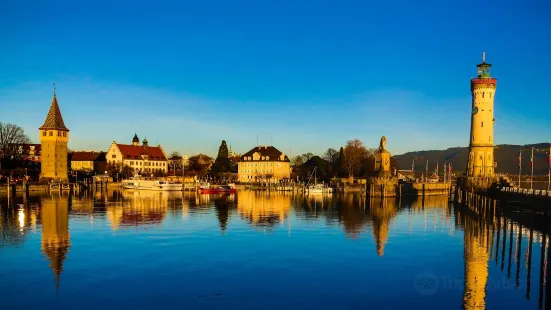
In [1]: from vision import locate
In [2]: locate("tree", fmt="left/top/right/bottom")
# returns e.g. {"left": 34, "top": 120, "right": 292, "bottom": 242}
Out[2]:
{"left": 323, "top": 148, "right": 339, "bottom": 165}
{"left": 343, "top": 139, "right": 368, "bottom": 178}
{"left": 169, "top": 151, "right": 183, "bottom": 175}
{"left": 299, "top": 156, "right": 331, "bottom": 183}
{"left": 211, "top": 140, "right": 231, "bottom": 175}
{"left": 188, "top": 154, "right": 213, "bottom": 176}
{"left": 335, "top": 147, "right": 346, "bottom": 177}
{"left": 0, "top": 122, "right": 32, "bottom": 159}
{"left": 300, "top": 152, "right": 314, "bottom": 163}
{"left": 121, "top": 165, "right": 135, "bottom": 178}
{"left": 323, "top": 148, "right": 339, "bottom": 178}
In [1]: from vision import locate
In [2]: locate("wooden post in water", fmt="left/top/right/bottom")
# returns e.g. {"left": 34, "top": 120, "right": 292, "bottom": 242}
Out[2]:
{"left": 507, "top": 219, "right": 514, "bottom": 279}
{"left": 526, "top": 224, "right": 534, "bottom": 299}
{"left": 495, "top": 214, "right": 501, "bottom": 265}
{"left": 539, "top": 233, "right": 547, "bottom": 309}
{"left": 501, "top": 218, "right": 507, "bottom": 271}
{"left": 546, "top": 234, "right": 551, "bottom": 310}
{"left": 516, "top": 223, "right": 523, "bottom": 288}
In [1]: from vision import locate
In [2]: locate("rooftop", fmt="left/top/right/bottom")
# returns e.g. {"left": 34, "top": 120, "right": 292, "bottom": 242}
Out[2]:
{"left": 240, "top": 146, "right": 290, "bottom": 162}
{"left": 39, "top": 94, "right": 69, "bottom": 131}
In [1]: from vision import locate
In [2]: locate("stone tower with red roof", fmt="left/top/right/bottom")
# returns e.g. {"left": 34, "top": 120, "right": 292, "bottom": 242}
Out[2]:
{"left": 39, "top": 86, "right": 69, "bottom": 181}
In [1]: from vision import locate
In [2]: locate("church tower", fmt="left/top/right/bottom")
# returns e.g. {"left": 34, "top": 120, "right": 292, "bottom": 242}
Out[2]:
{"left": 467, "top": 52, "right": 497, "bottom": 177}
{"left": 39, "top": 85, "right": 69, "bottom": 181}
{"left": 132, "top": 133, "right": 140, "bottom": 146}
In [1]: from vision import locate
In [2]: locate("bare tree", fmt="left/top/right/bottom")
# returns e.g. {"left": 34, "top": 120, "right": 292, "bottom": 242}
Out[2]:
{"left": 323, "top": 148, "right": 339, "bottom": 165}
{"left": 0, "top": 122, "right": 32, "bottom": 159}
{"left": 169, "top": 151, "right": 183, "bottom": 173}
{"left": 343, "top": 139, "right": 368, "bottom": 178}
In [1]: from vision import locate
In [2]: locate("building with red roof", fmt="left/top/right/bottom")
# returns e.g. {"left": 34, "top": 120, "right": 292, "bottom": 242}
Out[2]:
{"left": 106, "top": 134, "right": 168, "bottom": 175}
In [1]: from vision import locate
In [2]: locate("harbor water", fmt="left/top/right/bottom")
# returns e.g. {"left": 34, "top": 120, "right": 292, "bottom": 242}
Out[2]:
{"left": 0, "top": 190, "right": 548, "bottom": 310}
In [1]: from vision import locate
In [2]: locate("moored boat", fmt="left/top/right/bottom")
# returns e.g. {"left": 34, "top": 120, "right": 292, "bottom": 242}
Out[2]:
{"left": 121, "top": 179, "right": 182, "bottom": 191}
{"left": 199, "top": 185, "right": 236, "bottom": 194}
{"left": 307, "top": 183, "right": 333, "bottom": 194}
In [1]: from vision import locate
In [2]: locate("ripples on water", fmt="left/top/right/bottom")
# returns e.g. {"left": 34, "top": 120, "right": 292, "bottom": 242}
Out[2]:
{"left": 0, "top": 190, "right": 549, "bottom": 310}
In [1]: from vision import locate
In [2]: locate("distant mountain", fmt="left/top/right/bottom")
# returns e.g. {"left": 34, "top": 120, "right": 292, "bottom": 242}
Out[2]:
{"left": 393, "top": 143, "right": 550, "bottom": 175}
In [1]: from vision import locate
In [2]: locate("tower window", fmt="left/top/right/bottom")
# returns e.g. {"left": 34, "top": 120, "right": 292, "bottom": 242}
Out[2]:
{"left": 58, "top": 132, "right": 61, "bottom": 136}
{"left": 42, "top": 131, "right": 46, "bottom": 136}
{"left": 489, "top": 93, "right": 492, "bottom": 98}
{"left": 481, "top": 122, "right": 484, "bottom": 127}
{"left": 63, "top": 132, "right": 66, "bottom": 137}
{"left": 49, "top": 131, "right": 53, "bottom": 136}
{"left": 482, "top": 92, "right": 484, "bottom": 98}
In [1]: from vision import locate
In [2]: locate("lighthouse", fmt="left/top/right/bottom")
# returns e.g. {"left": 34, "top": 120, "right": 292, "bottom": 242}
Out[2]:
{"left": 467, "top": 52, "right": 497, "bottom": 177}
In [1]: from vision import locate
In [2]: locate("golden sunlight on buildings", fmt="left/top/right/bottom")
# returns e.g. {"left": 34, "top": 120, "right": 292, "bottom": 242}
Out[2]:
{"left": 106, "top": 190, "right": 170, "bottom": 230}
{"left": 238, "top": 146, "right": 291, "bottom": 183}
{"left": 39, "top": 89, "right": 70, "bottom": 181}
{"left": 237, "top": 191, "right": 291, "bottom": 228}
{"left": 41, "top": 195, "right": 70, "bottom": 288}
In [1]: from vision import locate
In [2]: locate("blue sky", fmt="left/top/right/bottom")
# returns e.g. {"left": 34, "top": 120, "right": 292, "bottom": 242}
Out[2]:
{"left": 1, "top": 0, "right": 550, "bottom": 156}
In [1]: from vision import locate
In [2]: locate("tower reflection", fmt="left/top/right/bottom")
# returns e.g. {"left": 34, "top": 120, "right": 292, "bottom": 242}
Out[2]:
{"left": 40, "top": 194, "right": 71, "bottom": 288}
{"left": 370, "top": 198, "right": 398, "bottom": 256}
{"left": 461, "top": 212, "right": 490, "bottom": 309}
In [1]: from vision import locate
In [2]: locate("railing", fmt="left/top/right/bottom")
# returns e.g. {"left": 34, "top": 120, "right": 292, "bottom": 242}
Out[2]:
{"left": 471, "top": 77, "right": 497, "bottom": 84}
{"left": 501, "top": 186, "right": 551, "bottom": 197}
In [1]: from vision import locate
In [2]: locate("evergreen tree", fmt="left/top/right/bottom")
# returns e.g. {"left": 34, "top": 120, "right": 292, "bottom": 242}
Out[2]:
{"left": 335, "top": 147, "right": 346, "bottom": 177}
{"left": 211, "top": 140, "right": 231, "bottom": 175}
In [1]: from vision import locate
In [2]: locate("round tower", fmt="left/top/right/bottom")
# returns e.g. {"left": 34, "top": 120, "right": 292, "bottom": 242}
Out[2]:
{"left": 467, "top": 52, "right": 497, "bottom": 177}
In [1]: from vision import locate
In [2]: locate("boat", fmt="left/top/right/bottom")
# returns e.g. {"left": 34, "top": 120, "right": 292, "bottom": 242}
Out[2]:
{"left": 306, "top": 167, "right": 333, "bottom": 195}
{"left": 121, "top": 179, "right": 182, "bottom": 191}
{"left": 307, "top": 183, "right": 333, "bottom": 194}
{"left": 199, "top": 185, "right": 236, "bottom": 194}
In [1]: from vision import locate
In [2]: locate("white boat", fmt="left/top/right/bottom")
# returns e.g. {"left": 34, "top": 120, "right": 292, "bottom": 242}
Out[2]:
{"left": 305, "top": 167, "right": 333, "bottom": 195}
{"left": 198, "top": 182, "right": 211, "bottom": 190}
{"left": 121, "top": 179, "right": 182, "bottom": 191}
{"left": 307, "top": 183, "right": 333, "bottom": 194}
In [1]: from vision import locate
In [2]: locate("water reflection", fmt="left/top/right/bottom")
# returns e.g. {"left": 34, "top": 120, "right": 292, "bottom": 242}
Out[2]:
{"left": 458, "top": 203, "right": 491, "bottom": 310}
{"left": 1, "top": 190, "right": 550, "bottom": 309}
{"left": 40, "top": 194, "right": 71, "bottom": 288}
{"left": 237, "top": 191, "right": 291, "bottom": 230}
{"left": 107, "top": 190, "right": 171, "bottom": 230}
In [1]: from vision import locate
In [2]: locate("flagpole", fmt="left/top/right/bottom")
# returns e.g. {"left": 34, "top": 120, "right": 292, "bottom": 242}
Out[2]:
{"left": 425, "top": 160, "right": 428, "bottom": 179}
{"left": 443, "top": 162, "right": 446, "bottom": 184}
{"left": 531, "top": 147, "right": 535, "bottom": 190}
